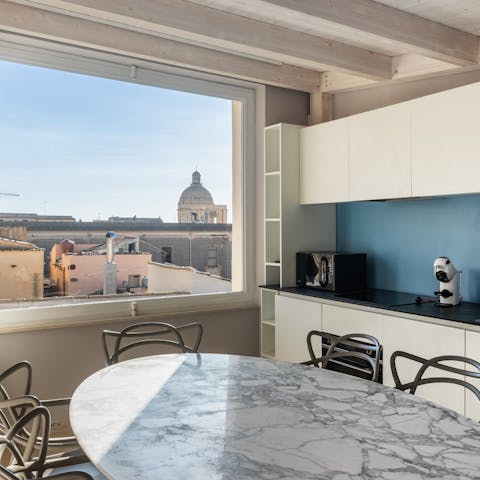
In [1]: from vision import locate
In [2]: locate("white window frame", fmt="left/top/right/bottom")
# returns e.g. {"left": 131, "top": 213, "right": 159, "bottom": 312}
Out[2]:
{"left": 0, "top": 36, "right": 260, "bottom": 332}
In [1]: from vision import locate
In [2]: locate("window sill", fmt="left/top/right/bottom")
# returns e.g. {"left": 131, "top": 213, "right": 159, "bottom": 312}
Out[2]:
{"left": 0, "top": 291, "right": 257, "bottom": 333}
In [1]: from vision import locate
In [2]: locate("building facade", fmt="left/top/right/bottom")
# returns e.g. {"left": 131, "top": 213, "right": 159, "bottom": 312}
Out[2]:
{"left": 177, "top": 171, "right": 227, "bottom": 224}
{"left": 0, "top": 237, "right": 43, "bottom": 300}
{"left": 6, "top": 221, "right": 232, "bottom": 280}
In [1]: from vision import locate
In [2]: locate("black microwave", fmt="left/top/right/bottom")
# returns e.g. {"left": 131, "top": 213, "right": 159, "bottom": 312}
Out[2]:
{"left": 296, "top": 252, "right": 367, "bottom": 292}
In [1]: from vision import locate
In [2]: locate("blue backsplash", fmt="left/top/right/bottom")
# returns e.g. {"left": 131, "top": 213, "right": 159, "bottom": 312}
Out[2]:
{"left": 336, "top": 195, "right": 480, "bottom": 302}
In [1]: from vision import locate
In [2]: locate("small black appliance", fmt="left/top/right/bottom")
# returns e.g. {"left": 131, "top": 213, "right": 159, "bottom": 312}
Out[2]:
{"left": 296, "top": 252, "right": 367, "bottom": 292}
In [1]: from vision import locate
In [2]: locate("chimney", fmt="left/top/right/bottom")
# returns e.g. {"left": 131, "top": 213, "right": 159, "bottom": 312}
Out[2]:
{"left": 104, "top": 231, "right": 117, "bottom": 295}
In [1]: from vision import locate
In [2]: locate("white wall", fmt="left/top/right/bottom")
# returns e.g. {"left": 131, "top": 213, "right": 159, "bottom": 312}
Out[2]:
{"left": 148, "top": 262, "right": 231, "bottom": 295}
{"left": 334, "top": 69, "right": 480, "bottom": 118}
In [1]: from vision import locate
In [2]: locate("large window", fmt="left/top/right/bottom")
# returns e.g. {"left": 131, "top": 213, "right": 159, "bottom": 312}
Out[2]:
{"left": 0, "top": 43, "right": 256, "bottom": 327}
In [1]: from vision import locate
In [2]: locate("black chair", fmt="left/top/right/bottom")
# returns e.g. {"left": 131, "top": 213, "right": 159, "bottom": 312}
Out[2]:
{"left": 305, "top": 331, "right": 382, "bottom": 382}
{"left": 0, "top": 397, "right": 98, "bottom": 480}
{"left": 0, "top": 362, "right": 87, "bottom": 468}
{"left": 390, "top": 351, "right": 480, "bottom": 400}
{"left": 102, "top": 321, "right": 204, "bottom": 366}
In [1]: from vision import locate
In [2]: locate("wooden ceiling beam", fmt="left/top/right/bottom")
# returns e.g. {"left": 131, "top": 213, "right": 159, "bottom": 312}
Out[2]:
{"left": 8, "top": 0, "right": 393, "bottom": 79}
{"left": 259, "top": 0, "right": 479, "bottom": 66}
{"left": 0, "top": 0, "right": 324, "bottom": 91}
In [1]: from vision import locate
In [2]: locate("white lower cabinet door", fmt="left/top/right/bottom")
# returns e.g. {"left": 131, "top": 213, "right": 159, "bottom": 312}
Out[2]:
{"left": 383, "top": 315, "right": 466, "bottom": 415}
{"left": 275, "top": 296, "right": 322, "bottom": 363}
{"left": 465, "top": 330, "right": 480, "bottom": 421}
{"left": 322, "top": 304, "right": 384, "bottom": 343}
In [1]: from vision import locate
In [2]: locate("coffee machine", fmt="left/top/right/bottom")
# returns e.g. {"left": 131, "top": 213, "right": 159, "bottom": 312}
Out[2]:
{"left": 433, "top": 257, "right": 461, "bottom": 307}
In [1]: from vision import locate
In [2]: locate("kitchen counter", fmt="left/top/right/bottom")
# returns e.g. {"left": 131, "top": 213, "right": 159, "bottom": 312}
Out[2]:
{"left": 261, "top": 286, "right": 480, "bottom": 327}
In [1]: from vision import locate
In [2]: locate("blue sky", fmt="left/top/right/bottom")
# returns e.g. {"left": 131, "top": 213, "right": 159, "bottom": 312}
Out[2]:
{"left": 0, "top": 60, "right": 232, "bottom": 222}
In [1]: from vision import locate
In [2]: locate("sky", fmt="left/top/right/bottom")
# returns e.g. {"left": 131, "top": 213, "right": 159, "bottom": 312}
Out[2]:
{"left": 0, "top": 60, "right": 232, "bottom": 223}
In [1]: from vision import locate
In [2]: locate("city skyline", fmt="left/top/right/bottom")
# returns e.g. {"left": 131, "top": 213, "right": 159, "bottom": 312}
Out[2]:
{"left": 0, "top": 60, "right": 233, "bottom": 223}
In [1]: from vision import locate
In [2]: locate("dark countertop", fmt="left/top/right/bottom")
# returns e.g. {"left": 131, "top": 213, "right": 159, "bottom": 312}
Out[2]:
{"left": 261, "top": 285, "right": 480, "bottom": 327}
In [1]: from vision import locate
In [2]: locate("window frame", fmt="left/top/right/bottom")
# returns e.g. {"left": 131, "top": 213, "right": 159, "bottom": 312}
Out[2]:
{"left": 0, "top": 36, "right": 259, "bottom": 332}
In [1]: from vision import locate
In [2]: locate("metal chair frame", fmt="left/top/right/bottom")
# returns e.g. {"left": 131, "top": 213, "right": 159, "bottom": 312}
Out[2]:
{"left": 0, "top": 398, "right": 94, "bottom": 480}
{"left": 390, "top": 351, "right": 480, "bottom": 399}
{"left": 305, "top": 331, "right": 382, "bottom": 382}
{"left": 0, "top": 362, "right": 79, "bottom": 449}
{"left": 102, "top": 321, "right": 204, "bottom": 366}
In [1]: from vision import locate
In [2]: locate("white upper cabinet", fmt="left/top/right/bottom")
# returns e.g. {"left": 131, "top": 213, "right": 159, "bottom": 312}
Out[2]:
{"left": 411, "top": 82, "right": 480, "bottom": 197}
{"left": 300, "top": 118, "right": 349, "bottom": 204}
{"left": 300, "top": 80, "right": 480, "bottom": 204}
{"left": 348, "top": 103, "right": 411, "bottom": 201}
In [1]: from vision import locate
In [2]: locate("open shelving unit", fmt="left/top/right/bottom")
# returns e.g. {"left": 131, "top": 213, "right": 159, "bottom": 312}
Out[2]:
{"left": 260, "top": 123, "right": 336, "bottom": 359}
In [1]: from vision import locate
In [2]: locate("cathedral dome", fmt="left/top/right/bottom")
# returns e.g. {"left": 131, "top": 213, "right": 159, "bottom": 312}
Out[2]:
{"left": 178, "top": 171, "right": 214, "bottom": 206}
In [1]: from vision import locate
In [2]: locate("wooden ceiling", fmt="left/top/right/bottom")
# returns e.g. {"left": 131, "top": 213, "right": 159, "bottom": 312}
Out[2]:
{"left": 1, "top": 0, "right": 479, "bottom": 93}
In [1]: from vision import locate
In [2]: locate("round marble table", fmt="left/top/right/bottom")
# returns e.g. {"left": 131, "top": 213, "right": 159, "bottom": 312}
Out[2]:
{"left": 70, "top": 353, "right": 480, "bottom": 479}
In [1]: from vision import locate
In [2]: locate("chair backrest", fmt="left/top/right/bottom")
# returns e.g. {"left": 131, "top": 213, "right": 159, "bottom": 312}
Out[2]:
{"left": 0, "top": 362, "right": 36, "bottom": 446}
{"left": 102, "top": 321, "right": 204, "bottom": 365}
{"left": 0, "top": 398, "right": 94, "bottom": 480}
{"left": 390, "top": 351, "right": 480, "bottom": 399}
{"left": 0, "top": 398, "right": 49, "bottom": 480}
{"left": 306, "top": 331, "right": 382, "bottom": 382}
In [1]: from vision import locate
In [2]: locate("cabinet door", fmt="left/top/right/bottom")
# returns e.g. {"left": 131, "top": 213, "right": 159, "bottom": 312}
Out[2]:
{"left": 322, "top": 304, "right": 383, "bottom": 342}
{"left": 412, "top": 82, "right": 480, "bottom": 197}
{"left": 275, "top": 296, "right": 322, "bottom": 363}
{"left": 465, "top": 330, "right": 480, "bottom": 421}
{"left": 383, "top": 315, "right": 465, "bottom": 414}
{"left": 349, "top": 103, "right": 411, "bottom": 201}
{"left": 300, "top": 119, "right": 349, "bottom": 204}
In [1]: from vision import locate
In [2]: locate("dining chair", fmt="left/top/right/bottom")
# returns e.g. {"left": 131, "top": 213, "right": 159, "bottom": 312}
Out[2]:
{"left": 0, "top": 362, "right": 88, "bottom": 469}
{"left": 304, "top": 331, "right": 382, "bottom": 382}
{"left": 0, "top": 397, "right": 102, "bottom": 480}
{"left": 102, "top": 321, "right": 204, "bottom": 365}
{"left": 390, "top": 351, "right": 480, "bottom": 400}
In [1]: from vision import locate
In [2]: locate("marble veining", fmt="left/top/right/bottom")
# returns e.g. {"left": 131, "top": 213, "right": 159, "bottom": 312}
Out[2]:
{"left": 70, "top": 354, "right": 480, "bottom": 479}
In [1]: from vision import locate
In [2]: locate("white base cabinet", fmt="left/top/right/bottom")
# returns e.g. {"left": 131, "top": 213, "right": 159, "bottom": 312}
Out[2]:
{"left": 272, "top": 293, "right": 479, "bottom": 418}
{"left": 465, "top": 330, "right": 480, "bottom": 421}
{"left": 382, "top": 315, "right": 465, "bottom": 415}
{"left": 274, "top": 295, "right": 322, "bottom": 363}
{"left": 322, "top": 304, "right": 383, "bottom": 342}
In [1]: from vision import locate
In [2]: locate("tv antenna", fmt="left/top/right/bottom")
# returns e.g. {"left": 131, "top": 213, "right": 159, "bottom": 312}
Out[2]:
{"left": 0, "top": 192, "right": 20, "bottom": 198}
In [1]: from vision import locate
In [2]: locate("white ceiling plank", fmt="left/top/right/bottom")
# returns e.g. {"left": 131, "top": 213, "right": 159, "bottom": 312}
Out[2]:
{"left": 376, "top": 0, "right": 480, "bottom": 36}
{"left": 9, "top": 0, "right": 393, "bottom": 79}
{"left": 191, "top": 0, "right": 479, "bottom": 66}
{"left": 0, "top": 0, "right": 324, "bottom": 91}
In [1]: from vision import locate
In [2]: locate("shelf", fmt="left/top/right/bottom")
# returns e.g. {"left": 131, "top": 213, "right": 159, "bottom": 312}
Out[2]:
{"left": 265, "top": 218, "right": 280, "bottom": 222}
{"left": 262, "top": 319, "right": 275, "bottom": 327}
{"left": 265, "top": 127, "right": 280, "bottom": 173}
{"left": 265, "top": 171, "right": 280, "bottom": 176}
{"left": 265, "top": 174, "right": 280, "bottom": 219}
{"left": 265, "top": 220, "right": 280, "bottom": 264}
{"left": 265, "top": 265, "right": 281, "bottom": 285}
{"left": 265, "top": 262, "right": 280, "bottom": 267}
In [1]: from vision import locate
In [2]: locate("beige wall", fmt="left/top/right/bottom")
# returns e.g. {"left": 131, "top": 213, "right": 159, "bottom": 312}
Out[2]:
{"left": 0, "top": 308, "right": 259, "bottom": 417}
{"left": 148, "top": 262, "right": 231, "bottom": 295}
{"left": 265, "top": 85, "right": 310, "bottom": 127}
{"left": 0, "top": 250, "right": 43, "bottom": 300}
{"left": 57, "top": 253, "right": 151, "bottom": 296}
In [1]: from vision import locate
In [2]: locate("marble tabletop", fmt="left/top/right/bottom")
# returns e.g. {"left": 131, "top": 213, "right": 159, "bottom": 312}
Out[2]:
{"left": 70, "top": 353, "right": 480, "bottom": 479}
